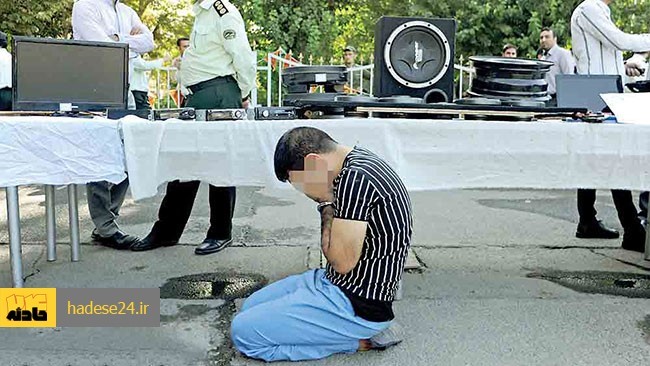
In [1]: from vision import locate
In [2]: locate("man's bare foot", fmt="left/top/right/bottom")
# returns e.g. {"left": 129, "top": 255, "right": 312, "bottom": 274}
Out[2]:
{"left": 358, "top": 339, "right": 372, "bottom": 351}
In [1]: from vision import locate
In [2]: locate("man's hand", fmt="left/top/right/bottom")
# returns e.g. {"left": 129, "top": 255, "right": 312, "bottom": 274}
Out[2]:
{"left": 625, "top": 53, "right": 648, "bottom": 77}
{"left": 130, "top": 27, "right": 143, "bottom": 36}
{"left": 109, "top": 34, "right": 119, "bottom": 42}
{"left": 242, "top": 96, "right": 250, "bottom": 109}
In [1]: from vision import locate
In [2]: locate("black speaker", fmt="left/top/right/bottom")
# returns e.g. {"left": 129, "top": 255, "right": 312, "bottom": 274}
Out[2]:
{"left": 373, "top": 17, "right": 456, "bottom": 103}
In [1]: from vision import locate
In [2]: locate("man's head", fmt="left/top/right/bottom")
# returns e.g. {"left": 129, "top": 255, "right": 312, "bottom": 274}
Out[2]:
{"left": 539, "top": 27, "right": 557, "bottom": 51}
{"left": 274, "top": 127, "right": 340, "bottom": 201}
{"left": 502, "top": 44, "right": 517, "bottom": 58}
{"left": 0, "top": 31, "right": 7, "bottom": 49}
{"left": 177, "top": 37, "right": 190, "bottom": 56}
{"left": 343, "top": 46, "right": 357, "bottom": 67}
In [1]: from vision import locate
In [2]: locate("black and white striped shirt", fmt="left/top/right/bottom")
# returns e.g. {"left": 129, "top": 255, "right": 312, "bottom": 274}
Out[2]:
{"left": 326, "top": 146, "right": 413, "bottom": 304}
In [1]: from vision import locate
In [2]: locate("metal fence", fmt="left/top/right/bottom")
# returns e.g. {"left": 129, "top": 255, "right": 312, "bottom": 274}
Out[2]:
{"left": 149, "top": 53, "right": 476, "bottom": 108}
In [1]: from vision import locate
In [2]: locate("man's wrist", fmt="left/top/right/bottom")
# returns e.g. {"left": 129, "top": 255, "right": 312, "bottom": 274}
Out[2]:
{"left": 317, "top": 201, "right": 334, "bottom": 213}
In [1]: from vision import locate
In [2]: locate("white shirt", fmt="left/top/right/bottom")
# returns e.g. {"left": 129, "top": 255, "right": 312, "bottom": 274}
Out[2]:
{"left": 542, "top": 44, "right": 576, "bottom": 94}
{"left": 571, "top": 0, "right": 650, "bottom": 76}
{"left": 0, "top": 48, "right": 11, "bottom": 89}
{"left": 72, "top": 0, "right": 154, "bottom": 55}
{"left": 129, "top": 55, "right": 164, "bottom": 92}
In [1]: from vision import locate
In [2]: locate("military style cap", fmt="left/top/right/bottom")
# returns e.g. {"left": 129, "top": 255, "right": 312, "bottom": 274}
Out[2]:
{"left": 343, "top": 45, "right": 357, "bottom": 53}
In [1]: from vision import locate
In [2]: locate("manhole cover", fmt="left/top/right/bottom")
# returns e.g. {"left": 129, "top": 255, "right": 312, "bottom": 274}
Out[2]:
{"left": 528, "top": 271, "right": 650, "bottom": 298}
{"left": 160, "top": 272, "right": 267, "bottom": 301}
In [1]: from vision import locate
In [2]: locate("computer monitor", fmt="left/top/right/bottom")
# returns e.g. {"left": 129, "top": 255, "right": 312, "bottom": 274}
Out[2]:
{"left": 12, "top": 36, "right": 128, "bottom": 111}
{"left": 556, "top": 74, "right": 622, "bottom": 112}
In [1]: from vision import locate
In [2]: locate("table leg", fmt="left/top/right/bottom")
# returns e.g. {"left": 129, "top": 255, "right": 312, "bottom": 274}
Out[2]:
{"left": 645, "top": 209, "right": 650, "bottom": 261}
{"left": 68, "top": 185, "right": 80, "bottom": 262}
{"left": 45, "top": 185, "right": 57, "bottom": 262}
{"left": 6, "top": 186, "right": 23, "bottom": 288}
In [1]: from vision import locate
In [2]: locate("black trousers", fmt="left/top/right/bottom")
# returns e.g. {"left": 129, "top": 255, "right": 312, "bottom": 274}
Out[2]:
{"left": 148, "top": 77, "right": 242, "bottom": 242}
{"left": 132, "top": 90, "right": 151, "bottom": 110}
{"left": 577, "top": 189, "right": 639, "bottom": 229}
{"left": 0, "top": 87, "right": 11, "bottom": 111}
{"left": 151, "top": 181, "right": 236, "bottom": 241}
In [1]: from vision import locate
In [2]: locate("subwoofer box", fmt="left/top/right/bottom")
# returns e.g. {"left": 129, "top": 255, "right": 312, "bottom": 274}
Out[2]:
{"left": 373, "top": 16, "right": 456, "bottom": 103}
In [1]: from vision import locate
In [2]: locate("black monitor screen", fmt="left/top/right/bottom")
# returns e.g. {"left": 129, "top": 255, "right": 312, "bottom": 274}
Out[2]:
{"left": 12, "top": 37, "right": 128, "bottom": 111}
{"left": 556, "top": 74, "right": 622, "bottom": 113}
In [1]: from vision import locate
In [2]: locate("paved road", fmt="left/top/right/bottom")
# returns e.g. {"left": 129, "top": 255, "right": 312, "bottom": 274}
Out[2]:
{"left": 0, "top": 186, "right": 648, "bottom": 365}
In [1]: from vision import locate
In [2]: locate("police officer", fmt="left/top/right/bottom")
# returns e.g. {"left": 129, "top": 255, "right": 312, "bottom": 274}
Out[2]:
{"left": 132, "top": 0, "right": 256, "bottom": 255}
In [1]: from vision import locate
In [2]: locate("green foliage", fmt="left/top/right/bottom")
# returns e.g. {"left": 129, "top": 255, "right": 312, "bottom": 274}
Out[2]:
{"left": 0, "top": 0, "right": 74, "bottom": 39}
{"left": 2, "top": 0, "right": 650, "bottom": 63}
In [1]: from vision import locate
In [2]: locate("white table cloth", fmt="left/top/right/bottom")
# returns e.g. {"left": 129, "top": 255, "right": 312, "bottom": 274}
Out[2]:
{"left": 0, "top": 116, "right": 126, "bottom": 187}
{"left": 121, "top": 117, "right": 650, "bottom": 200}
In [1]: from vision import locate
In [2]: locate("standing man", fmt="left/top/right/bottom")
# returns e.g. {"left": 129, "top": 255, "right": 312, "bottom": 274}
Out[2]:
{"left": 231, "top": 127, "right": 411, "bottom": 361}
{"left": 172, "top": 37, "right": 190, "bottom": 106}
{"left": 172, "top": 37, "right": 190, "bottom": 70}
{"left": 130, "top": 54, "right": 168, "bottom": 110}
{"left": 72, "top": 0, "right": 154, "bottom": 249}
{"left": 132, "top": 0, "right": 256, "bottom": 255}
{"left": 0, "top": 31, "right": 11, "bottom": 111}
{"left": 571, "top": 0, "right": 650, "bottom": 252}
{"left": 343, "top": 45, "right": 370, "bottom": 95}
{"left": 539, "top": 27, "right": 575, "bottom": 106}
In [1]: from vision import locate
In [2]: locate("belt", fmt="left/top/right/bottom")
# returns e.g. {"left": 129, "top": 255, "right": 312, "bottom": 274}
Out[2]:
{"left": 187, "top": 75, "right": 235, "bottom": 94}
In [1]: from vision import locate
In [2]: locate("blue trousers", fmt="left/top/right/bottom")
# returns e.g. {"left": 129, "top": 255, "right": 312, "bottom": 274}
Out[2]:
{"left": 231, "top": 269, "right": 391, "bottom": 362}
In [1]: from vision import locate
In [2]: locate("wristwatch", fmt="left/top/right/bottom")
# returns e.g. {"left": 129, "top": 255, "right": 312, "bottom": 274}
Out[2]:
{"left": 317, "top": 201, "right": 334, "bottom": 213}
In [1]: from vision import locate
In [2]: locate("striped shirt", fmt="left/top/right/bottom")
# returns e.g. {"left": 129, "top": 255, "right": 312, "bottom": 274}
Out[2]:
{"left": 326, "top": 146, "right": 413, "bottom": 304}
{"left": 571, "top": 0, "right": 650, "bottom": 77}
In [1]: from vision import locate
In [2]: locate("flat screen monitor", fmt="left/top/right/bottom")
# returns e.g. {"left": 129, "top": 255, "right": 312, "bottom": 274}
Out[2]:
{"left": 556, "top": 74, "right": 622, "bottom": 112}
{"left": 12, "top": 36, "right": 128, "bottom": 111}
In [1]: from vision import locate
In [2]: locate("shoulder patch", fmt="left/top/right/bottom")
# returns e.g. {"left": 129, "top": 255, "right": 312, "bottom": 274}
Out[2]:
{"left": 213, "top": 0, "right": 229, "bottom": 16}
{"left": 223, "top": 29, "right": 237, "bottom": 40}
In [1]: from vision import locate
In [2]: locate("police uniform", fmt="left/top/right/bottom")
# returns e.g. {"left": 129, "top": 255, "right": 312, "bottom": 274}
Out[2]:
{"left": 132, "top": 0, "right": 256, "bottom": 254}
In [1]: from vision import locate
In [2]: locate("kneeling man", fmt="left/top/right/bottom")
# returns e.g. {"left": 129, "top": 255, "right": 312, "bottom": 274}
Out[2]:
{"left": 231, "top": 127, "right": 413, "bottom": 361}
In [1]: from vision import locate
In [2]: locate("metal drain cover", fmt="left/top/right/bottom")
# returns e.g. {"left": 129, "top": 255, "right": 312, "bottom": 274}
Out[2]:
{"left": 528, "top": 271, "right": 650, "bottom": 298}
{"left": 160, "top": 272, "right": 267, "bottom": 301}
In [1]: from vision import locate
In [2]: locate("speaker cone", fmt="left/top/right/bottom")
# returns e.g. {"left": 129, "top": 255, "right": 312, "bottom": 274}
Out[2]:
{"left": 384, "top": 21, "right": 451, "bottom": 89}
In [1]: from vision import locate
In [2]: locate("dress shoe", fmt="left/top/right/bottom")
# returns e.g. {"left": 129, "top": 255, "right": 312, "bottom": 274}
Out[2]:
{"left": 575, "top": 220, "right": 620, "bottom": 239}
{"left": 130, "top": 233, "right": 178, "bottom": 252}
{"left": 622, "top": 224, "right": 646, "bottom": 253}
{"left": 194, "top": 238, "right": 232, "bottom": 256}
{"left": 92, "top": 231, "right": 139, "bottom": 250}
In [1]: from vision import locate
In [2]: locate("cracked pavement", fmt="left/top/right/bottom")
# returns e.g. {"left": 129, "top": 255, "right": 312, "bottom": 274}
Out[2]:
{"left": 0, "top": 186, "right": 649, "bottom": 365}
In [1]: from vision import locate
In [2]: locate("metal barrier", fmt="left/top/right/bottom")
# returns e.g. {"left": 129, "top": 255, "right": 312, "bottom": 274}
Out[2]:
{"left": 149, "top": 54, "right": 476, "bottom": 108}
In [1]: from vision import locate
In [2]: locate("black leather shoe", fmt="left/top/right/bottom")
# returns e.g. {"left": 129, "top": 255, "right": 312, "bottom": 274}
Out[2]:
{"left": 622, "top": 224, "right": 646, "bottom": 252}
{"left": 130, "top": 233, "right": 178, "bottom": 252}
{"left": 92, "top": 231, "right": 139, "bottom": 250}
{"left": 194, "top": 238, "right": 232, "bottom": 256}
{"left": 576, "top": 220, "right": 620, "bottom": 239}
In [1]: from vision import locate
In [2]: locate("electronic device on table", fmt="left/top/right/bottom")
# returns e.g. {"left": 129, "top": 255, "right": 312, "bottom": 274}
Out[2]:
{"left": 12, "top": 36, "right": 128, "bottom": 112}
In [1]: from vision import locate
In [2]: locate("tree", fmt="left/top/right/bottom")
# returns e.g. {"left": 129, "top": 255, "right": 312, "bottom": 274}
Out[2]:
{"left": 0, "top": 0, "right": 74, "bottom": 39}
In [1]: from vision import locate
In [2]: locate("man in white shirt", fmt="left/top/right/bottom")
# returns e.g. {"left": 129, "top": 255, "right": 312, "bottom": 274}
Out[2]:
{"left": 0, "top": 31, "right": 11, "bottom": 111}
{"left": 571, "top": 0, "right": 650, "bottom": 76}
{"left": 72, "top": 0, "right": 154, "bottom": 249}
{"left": 129, "top": 54, "right": 167, "bottom": 110}
{"left": 571, "top": 0, "right": 650, "bottom": 252}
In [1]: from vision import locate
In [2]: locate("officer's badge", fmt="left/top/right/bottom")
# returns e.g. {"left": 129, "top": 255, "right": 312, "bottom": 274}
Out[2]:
{"left": 213, "top": 0, "right": 229, "bottom": 16}
{"left": 223, "top": 29, "right": 236, "bottom": 40}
